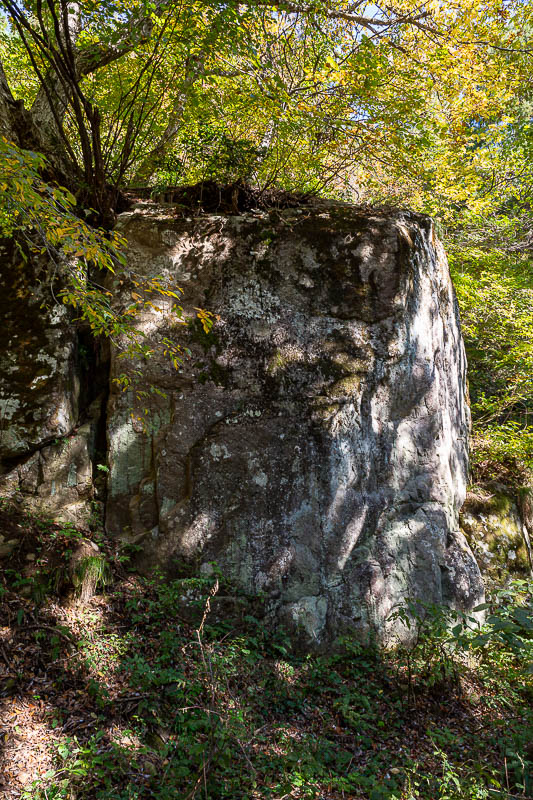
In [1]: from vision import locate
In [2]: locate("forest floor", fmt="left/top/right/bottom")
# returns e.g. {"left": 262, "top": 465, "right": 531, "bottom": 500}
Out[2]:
{"left": 0, "top": 501, "right": 531, "bottom": 800}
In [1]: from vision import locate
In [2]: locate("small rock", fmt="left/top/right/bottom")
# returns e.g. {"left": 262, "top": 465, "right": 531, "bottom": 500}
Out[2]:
{"left": 1, "top": 677, "right": 17, "bottom": 695}
{"left": 25, "top": 552, "right": 36, "bottom": 561}
{"left": 0, "top": 540, "right": 18, "bottom": 558}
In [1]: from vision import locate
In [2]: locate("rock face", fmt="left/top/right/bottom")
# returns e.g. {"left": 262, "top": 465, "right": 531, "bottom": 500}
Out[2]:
{"left": 0, "top": 244, "right": 79, "bottom": 461}
{"left": 0, "top": 243, "right": 102, "bottom": 526}
{"left": 106, "top": 202, "right": 484, "bottom": 644}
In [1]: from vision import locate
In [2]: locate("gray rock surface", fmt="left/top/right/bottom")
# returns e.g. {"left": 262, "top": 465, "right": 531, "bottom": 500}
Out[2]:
{"left": 0, "top": 425, "right": 96, "bottom": 526}
{"left": 106, "top": 202, "right": 484, "bottom": 644}
{"left": 0, "top": 243, "right": 98, "bottom": 526}
{"left": 0, "top": 244, "right": 79, "bottom": 461}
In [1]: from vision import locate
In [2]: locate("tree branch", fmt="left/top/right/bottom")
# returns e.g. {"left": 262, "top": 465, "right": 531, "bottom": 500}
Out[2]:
{"left": 240, "top": 1, "right": 437, "bottom": 34}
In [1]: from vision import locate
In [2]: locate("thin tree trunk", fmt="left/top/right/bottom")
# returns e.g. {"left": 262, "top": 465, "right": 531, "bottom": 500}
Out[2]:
{"left": 30, "top": 5, "right": 156, "bottom": 138}
{"left": 130, "top": 66, "right": 203, "bottom": 186}
{"left": 0, "top": 58, "right": 19, "bottom": 140}
{"left": 130, "top": 101, "right": 187, "bottom": 185}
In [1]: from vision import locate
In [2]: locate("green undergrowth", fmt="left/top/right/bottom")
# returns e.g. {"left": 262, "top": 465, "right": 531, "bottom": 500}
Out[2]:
{"left": 0, "top": 499, "right": 108, "bottom": 603}
{"left": 1, "top": 500, "right": 531, "bottom": 799}
{"left": 449, "top": 245, "right": 533, "bottom": 486}
{"left": 3, "top": 557, "right": 529, "bottom": 800}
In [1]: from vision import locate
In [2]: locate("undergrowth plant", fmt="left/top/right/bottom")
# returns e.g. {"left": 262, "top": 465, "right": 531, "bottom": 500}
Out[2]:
{"left": 449, "top": 246, "right": 533, "bottom": 485}
{"left": 1, "top": 499, "right": 531, "bottom": 800}
{"left": 16, "top": 570, "right": 532, "bottom": 800}
{"left": 389, "top": 581, "right": 533, "bottom": 798}
{"left": 73, "top": 555, "right": 111, "bottom": 602}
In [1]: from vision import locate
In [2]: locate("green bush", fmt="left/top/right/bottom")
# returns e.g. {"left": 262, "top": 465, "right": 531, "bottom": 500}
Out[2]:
{"left": 449, "top": 245, "right": 533, "bottom": 483}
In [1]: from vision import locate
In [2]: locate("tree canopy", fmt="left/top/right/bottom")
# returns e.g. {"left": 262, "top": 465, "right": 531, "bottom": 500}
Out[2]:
{"left": 0, "top": 0, "right": 530, "bottom": 211}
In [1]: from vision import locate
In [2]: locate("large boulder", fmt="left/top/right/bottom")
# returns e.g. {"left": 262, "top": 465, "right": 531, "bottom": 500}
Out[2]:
{"left": 106, "top": 201, "right": 483, "bottom": 644}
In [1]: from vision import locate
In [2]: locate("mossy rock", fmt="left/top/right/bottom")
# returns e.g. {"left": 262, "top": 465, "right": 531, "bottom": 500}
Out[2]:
{"left": 461, "top": 489, "right": 531, "bottom": 591}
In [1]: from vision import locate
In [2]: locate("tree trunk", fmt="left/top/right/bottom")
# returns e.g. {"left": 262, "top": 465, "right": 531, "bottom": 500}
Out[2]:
{"left": 130, "top": 109, "right": 185, "bottom": 186}
{"left": 0, "top": 58, "right": 19, "bottom": 141}
{"left": 130, "top": 66, "right": 203, "bottom": 186}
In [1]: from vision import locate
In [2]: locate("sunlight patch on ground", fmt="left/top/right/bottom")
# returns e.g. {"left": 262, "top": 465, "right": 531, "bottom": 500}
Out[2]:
{"left": 0, "top": 697, "right": 57, "bottom": 794}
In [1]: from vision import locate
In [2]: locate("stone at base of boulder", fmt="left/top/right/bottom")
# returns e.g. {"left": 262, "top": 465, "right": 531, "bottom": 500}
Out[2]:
{"left": 461, "top": 485, "right": 533, "bottom": 591}
{"left": 0, "top": 421, "right": 99, "bottom": 530}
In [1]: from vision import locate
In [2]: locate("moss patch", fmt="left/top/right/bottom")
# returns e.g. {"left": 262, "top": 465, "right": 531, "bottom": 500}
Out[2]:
{"left": 461, "top": 490, "right": 531, "bottom": 591}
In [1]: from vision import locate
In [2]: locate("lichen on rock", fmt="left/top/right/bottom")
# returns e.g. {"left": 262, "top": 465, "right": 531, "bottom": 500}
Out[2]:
{"left": 0, "top": 241, "right": 104, "bottom": 527}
